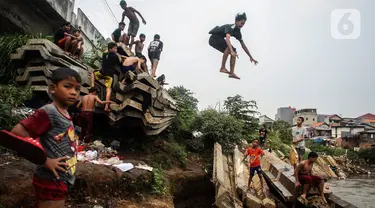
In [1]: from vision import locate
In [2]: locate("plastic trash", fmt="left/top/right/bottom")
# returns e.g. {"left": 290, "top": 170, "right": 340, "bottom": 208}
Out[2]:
{"left": 113, "top": 163, "right": 134, "bottom": 172}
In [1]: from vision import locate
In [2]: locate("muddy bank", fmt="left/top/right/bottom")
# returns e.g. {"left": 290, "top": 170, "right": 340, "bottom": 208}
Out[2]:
{"left": 0, "top": 155, "right": 215, "bottom": 208}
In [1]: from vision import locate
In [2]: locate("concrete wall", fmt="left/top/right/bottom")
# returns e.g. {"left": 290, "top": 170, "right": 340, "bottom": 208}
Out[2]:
{"left": 331, "top": 127, "right": 365, "bottom": 138}
{"left": 293, "top": 109, "right": 317, "bottom": 126}
{"left": 0, "top": 0, "right": 106, "bottom": 53}
{"left": 275, "top": 107, "right": 293, "bottom": 125}
{"left": 44, "top": 0, "right": 106, "bottom": 52}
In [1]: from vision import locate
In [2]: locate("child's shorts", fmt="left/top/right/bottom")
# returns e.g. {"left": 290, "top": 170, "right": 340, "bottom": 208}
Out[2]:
{"left": 32, "top": 175, "right": 68, "bottom": 201}
{"left": 250, "top": 165, "right": 262, "bottom": 176}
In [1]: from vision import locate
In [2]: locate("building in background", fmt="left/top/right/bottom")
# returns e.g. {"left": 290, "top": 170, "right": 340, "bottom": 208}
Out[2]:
{"left": 275, "top": 107, "right": 294, "bottom": 125}
{"left": 293, "top": 108, "right": 317, "bottom": 126}
{"left": 259, "top": 115, "right": 274, "bottom": 126}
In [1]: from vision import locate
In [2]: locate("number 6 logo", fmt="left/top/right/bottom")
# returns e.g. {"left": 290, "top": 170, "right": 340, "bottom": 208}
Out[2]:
{"left": 331, "top": 9, "right": 361, "bottom": 40}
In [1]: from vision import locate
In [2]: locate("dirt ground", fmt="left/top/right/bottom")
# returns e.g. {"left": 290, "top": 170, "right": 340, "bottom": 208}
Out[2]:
{"left": 0, "top": 151, "right": 215, "bottom": 208}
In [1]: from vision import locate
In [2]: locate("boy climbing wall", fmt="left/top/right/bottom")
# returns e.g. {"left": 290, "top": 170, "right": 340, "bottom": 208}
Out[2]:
{"left": 120, "top": 0, "right": 147, "bottom": 51}
{"left": 76, "top": 88, "right": 112, "bottom": 143}
{"left": 208, "top": 13, "right": 258, "bottom": 80}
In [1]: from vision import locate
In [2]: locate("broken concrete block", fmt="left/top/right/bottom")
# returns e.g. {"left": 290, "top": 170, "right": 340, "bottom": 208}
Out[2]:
{"left": 262, "top": 198, "right": 276, "bottom": 208}
{"left": 244, "top": 193, "right": 263, "bottom": 208}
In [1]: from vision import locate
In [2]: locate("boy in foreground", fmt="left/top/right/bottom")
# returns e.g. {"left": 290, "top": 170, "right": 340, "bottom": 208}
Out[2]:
{"left": 11, "top": 68, "right": 81, "bottom": 208}
{"left": 295, "top": 152, "right": 328, "bottom": 204}
{"left": 292, "top": 117, "right": 306, "bottom": 165}
{"left": 120, "top": 0, "right": 147, "bottom": 50}
{"left": 208, "top": 13, "right": 258, "bottom": 80}
{"left": 91, "top": 42, "right": 121, "bottom": 112}
{"left": 242, "top": 139, "right": 265, "bottom": 192}
{"left": 76, "top": 88, "right": 112, "bottom": 143}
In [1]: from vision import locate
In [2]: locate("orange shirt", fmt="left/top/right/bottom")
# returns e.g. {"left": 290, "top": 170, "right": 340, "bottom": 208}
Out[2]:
{"left": 246, "top": 147, "right": 264, "bottom": 167}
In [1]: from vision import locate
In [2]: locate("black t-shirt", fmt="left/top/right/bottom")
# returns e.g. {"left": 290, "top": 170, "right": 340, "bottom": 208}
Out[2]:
{"left": 259, "top": 128, "right": 268, "bottom": 139}
{"left": 148, "top": 40, "right": 163, "bottom": 53}
{"left": 54, "top": 28, "right": 66, "bottom": 44}
{"left": 209, "top": 24, "right": 243, "bottom": 42}
{"left": 100, "top": 52, "right": 121, "bottom": 77}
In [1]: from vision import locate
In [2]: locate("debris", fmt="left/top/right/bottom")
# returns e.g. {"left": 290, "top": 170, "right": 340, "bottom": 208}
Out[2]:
{"left": 111, "top": 140, "right": 121, "bottom": 150}
{"left": 135, "top": 163, "right": 153, "bottom": 172}
{"left": 113, "top": 163, "right": 134, "bottom": 172}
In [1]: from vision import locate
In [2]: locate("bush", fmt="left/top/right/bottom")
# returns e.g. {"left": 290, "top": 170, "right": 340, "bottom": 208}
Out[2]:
{"left": 149, "top": 141, "right": 187, "bottom": 169}
{"left": 196, "top": 109, "right": 244, "bottom": 154}
{"left": 151, "top": 168, "right": 169, "bottom": 195}
{"left": 358, "top": 148, "right": 375, "bottom": 163}
{"left": 306, "top": 141, "right": 359, "bottom": 160}
{"left": 0, "top": 85, "right": 32, "bottom": 130}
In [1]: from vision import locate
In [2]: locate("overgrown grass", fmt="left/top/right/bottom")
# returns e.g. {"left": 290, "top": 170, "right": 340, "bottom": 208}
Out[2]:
{"left": 0, "top": 85, "right": 32, "bottom": 130}
{"left": 306, "top": 141, "right": 359, "bottom": 160}
{"left": 151, "top": 168, "right": 169, "bottom": 195}
{"left": 149, "top": 141, "right": 187, "bottom": 169}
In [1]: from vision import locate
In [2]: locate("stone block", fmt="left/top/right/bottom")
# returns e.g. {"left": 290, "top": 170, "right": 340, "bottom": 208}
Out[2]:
{"left": 262, "top": 198, "right": 276, "bottom": 208}
{"left": 244, "top": 193, "right": 263, "bottom": 208}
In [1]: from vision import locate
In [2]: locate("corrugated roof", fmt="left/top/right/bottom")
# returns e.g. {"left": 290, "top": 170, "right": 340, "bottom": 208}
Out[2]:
{"left": 312, "top": 122, "right": 325, "bottom": 127}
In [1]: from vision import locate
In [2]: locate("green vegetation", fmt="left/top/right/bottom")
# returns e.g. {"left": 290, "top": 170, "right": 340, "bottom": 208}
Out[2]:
{"left": 151, "top": 168, "right": 169, "bottom": 195}
{"left": 149, "top": 141, "right": 187, "bottom": 169}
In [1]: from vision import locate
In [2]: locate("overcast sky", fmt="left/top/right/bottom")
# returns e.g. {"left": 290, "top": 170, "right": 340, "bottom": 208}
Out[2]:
{"left": 75, "top": 0, "right": 374, "bottom": 119}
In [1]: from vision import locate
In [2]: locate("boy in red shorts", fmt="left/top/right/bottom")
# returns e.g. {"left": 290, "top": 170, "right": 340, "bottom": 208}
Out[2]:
{"left": 11, "top": 67, "right": 81, "bottom": 208}
{"left": 295, "top": 151, "right": 327, "bottom": 204}
{"left": 242, "top": 139, "right": 265, "bottom": 191}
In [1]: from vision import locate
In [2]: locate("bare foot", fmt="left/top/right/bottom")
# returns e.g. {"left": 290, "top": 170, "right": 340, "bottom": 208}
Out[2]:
{"left": 104, "top": 108, "right": 111, "bottom": 112}
{"left": 300, "top": 194, "right": 306, "bottom": 199}
{"left": 229, "top": 73, "right": 240, "bottom": 80}
{"left": 321, "top": 196, "right": 328, "bottom": 204}
{"left": 219, "top": 67, "right": 230, "bottom": 74}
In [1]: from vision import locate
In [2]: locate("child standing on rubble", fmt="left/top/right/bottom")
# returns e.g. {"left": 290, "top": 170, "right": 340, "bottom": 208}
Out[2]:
{"left": 242, "top": 139, "right": 265, "bottom": 192}
{"left": 11, "top": 68, "right": 82, "bottom": 208}
{"left": 112, "top": 22, "right": 129, "bottom": 44}
{"left": 292, "top": 117, "right": 306, "bottom": 165}
{"left": 120, "top": 0, "right": 147, "bottom": 51}
{"left": 134, "top": 33, "right": 146, "bottom": 58}
{"left": 76, "top": 88, "right": 113, "bottom": 143}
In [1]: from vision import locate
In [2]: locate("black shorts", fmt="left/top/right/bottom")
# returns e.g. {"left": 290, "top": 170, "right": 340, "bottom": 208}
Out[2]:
{"left": 135, "top": 52, "right": 143, "bottom": 58}
{"left": 209, "top": 35, "right": 236, "bottom": 53}
{"left": 148, "top": 51, "right": 161, "bottom": 61}
{"left": 259, "top": 137, "right": 266, "bottom": 147}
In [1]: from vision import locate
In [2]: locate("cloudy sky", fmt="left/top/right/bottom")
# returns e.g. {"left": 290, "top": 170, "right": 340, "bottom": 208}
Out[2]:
{"left": 75, "top": 0, "right": 374, "bottom": 119}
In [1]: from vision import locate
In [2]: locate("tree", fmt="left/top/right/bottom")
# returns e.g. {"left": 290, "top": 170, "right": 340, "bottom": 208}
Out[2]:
{"left": 271, "top": 120, "right": 292, "bottom": 144}
{"left": 167, "top": 86, "right": 199, "bottom": 131}
{"left": 196, "top": 109, "right": 244, "bottom": 154}
{"left": 223, "top": 94, "right": 260, "bottom": 140}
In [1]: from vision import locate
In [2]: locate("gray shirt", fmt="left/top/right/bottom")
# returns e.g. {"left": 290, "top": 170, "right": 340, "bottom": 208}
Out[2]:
{"left": 292, "top": 126, "right": 306, "bottom": 149}
{"left": 20, "top": 104, "right": 77, "bottom": 186}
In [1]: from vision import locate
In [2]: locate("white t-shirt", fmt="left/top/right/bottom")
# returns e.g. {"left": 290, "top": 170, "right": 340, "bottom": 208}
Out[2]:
{"left": 292, "top": 126, "right": 306, "bottom": 148}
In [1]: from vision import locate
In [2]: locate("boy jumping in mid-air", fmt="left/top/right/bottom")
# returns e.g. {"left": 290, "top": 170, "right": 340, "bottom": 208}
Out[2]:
{"left": 120, "top": 0, "right": 146, "bottom": 51}
{"left": 11, "top": 67, "right": 81, "bottom": 208}
{"left": 208, "top": 13, "right": 258, "bottom": 80}
{"left": 134, "top": 33, "right": 146, "bottom": 58}
{"left": 76, "top": 88, "right": 112, "bottom": 143}
{"left": 242, "top": 139, "right": 265, "bottom": 192}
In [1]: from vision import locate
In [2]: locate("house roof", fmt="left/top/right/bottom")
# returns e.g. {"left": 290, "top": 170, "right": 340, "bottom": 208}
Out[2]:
{"left": 358, "top": 113, "right": 375, "bottom": 120}
{"left": 363, "top": 119, "right": 375, "bottom": 123}
{"left": 329, "top": 114, "right": 342, "bottom": 119}
{"left": 312, "top": 122, "right": 325, "bottom": 127}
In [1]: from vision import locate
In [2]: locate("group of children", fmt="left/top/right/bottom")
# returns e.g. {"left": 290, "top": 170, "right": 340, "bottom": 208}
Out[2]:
{"left": 242, "top": 118, "right": 327, "bottom": 204}
{"left": 111, "top": 0, "right": 164, "bottom": 78}
{"left": 54, "top": 22, "right": 84, "bottom": 60}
